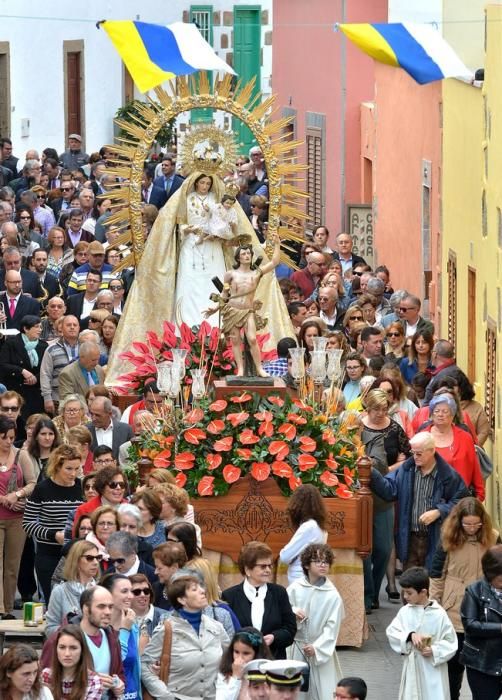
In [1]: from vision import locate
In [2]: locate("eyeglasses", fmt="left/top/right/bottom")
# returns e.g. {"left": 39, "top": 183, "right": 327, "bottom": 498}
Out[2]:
{"left": 109, "top": 286, "right": 123, "bottom": 291}
{"left": 95, "top": 458, "right": 116, "bottom": 465}
{"left": 107, "top": 481, "right": 125, "bottom": 489}
{"left": 387, "top": 332, "right": 402, "bottom": 338}
{"left": 64, "top": 407, "right": 81, "bottom": 414}
{"left": 399, "top": 307, "right": 417, "bottom": 312}
{"left": 311, "top": 559, "right": 330, "bottom": 565}
{"left": 97, "top": 521, "right": 116, "bottom": 528}
{"left": 61, "top": 188, "right": 73, "bottom": 192}
{"left": 19, "top": 215, "right": 31, "bottom": 220}
{"left": 82, "top": 554, "right": 103, "bottom": 562}
{"left": 109, "top": 557, "right": 126, "bottom": 566}
{"left": 254, "top": 563, "right": 273, "bottom": 570}
{"left": 1, "top": 406, "right": 19, "bottom": 412}
{"left": 36, "top": 195, "right": 45, "bottom": 199}
{"left": 132, "top": 587, "right": 151, "bottom": 596}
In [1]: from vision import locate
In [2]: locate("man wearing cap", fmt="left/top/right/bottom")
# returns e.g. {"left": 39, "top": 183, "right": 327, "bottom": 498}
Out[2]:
{"left": 67, "top": 240, "right": 115, "bottom": 295}
{"left": 59, "top": 134, "right": 89, "bottom": 171}
{"left": 241, "top": 660, "right": 270, "bottom": 700}
{"left": 260, "top": 660, "right": 308, "bottom": 700}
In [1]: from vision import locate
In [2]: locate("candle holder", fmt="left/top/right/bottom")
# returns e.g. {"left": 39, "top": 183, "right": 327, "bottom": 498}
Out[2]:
{"left": 288, "top": 347, "right": 306, "bottom": 381}
{"left": 191, "top": 368, "right": 206, "bottom": 400}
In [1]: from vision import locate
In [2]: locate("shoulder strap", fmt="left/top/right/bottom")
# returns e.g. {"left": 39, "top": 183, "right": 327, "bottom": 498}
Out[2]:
{"left": 158, "top": 619, "right": 172, "bottom": 685}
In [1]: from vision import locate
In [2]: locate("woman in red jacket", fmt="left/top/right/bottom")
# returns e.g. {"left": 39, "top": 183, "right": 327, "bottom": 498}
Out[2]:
{"left": 72, "top": 466, "right": 127, "bottom": 535}
{"left": 420, "top": 394, "right": 484, "bottom": 500}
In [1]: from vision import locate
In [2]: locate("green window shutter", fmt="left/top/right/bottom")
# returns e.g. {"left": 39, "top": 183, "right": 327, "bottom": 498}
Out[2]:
{"left": 190, "top": 5, "right": 214, "bottom": 123}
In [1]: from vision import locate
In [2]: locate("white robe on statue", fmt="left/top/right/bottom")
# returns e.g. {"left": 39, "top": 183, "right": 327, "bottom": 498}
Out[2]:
{"left": 287, "top": 576, "right": 344, "bottom": 700}
{"left": 386, "top": 599, "right": 457, "bottom": 700}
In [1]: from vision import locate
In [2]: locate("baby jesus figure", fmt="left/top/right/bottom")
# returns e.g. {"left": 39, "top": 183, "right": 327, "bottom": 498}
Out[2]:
{"left": 195, "top": 194, "right": 238, "bottom": 244}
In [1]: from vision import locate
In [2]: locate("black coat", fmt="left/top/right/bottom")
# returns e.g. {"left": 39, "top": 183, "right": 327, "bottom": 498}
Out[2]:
{"left": 460, "top": 577, "right": 502, "bottom": 676}
{"left": 0, "top": 333, "right": 47, "bottom": 418}
{"left": 145, "top": 184, "right": 168, "bottom": 209}
{"left": 0, "top": 269, "right": 43, "bottom": 300}
{"left": 153, "top": 174, "right": 184, "bottom": 201}
{"left": 221, "top": 582, "right": 296, "bottom": 659}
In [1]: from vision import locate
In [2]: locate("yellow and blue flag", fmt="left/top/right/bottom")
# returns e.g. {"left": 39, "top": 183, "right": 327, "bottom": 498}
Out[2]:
{"left": 338, "top": 22, "right": 473, "bottom": 85}
{"left": 100, "top": 20, "right": 235, "bottom": 93}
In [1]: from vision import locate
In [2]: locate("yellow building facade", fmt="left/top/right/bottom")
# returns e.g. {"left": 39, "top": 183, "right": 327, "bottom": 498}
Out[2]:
{"left": 441, "top": 5, "right": 501, "bottom": 523}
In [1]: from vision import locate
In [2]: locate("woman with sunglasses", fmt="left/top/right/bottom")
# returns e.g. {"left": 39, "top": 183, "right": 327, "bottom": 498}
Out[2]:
{"left": 14, "top": 204, "right": 44, "bottom": 258}
{"left": 128, "top": 572, "right": 167, "bottom": 643}
{"left": 71, "top": 466, "right": 128, "bottom": 532}
{"left": 108, "top": 279, "right": 125, "bottom": 315}
{"left": 31, "top": 186, "right": 56, "bottom": 237}
{"left": 342, "top": 306, "right": 365, "bottom": 345}
{"left": 45, "top": 540, "right": 102, "bottom": 636}
{"left": 384, "top": 322, "right": 406, "bottom": 363}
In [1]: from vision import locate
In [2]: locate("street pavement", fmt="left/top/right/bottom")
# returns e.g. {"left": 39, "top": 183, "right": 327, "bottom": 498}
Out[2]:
{"left": 337, "top": 589, "right": 472, "bottom": 699}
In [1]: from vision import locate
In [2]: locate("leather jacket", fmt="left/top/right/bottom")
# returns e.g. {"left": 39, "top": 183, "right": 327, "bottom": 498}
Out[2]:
{"left": 460, "top": 577, "right": 502, "bottom": 676}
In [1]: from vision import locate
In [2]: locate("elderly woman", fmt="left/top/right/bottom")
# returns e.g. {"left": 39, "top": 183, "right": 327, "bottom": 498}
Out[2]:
{"left": 53, "top": 394, "right": 87, "bottom": 441}
{"left": 142, "top": 573, "right": 230, "bottom": 699}
{"left": 67, "top": 425, "right": 94, "bottom": 474}
{"left": 130, "top": 489, "right": 166, "bottom": 548}
{"left": 85, "top": 504, "right": 119, "bottom": 562}
{"left": 460, "top": 545, "right": 502, "bottom": 700}
{"left": 358, "top": 293, "right": 379, "bottom": 327}
{"left": 152, "top": 541, "right": 188, "bottom": 610}
{"left": 279, "top": 485, "right": 328, "bottom": 584}
{"left": 420, "top": 394, "right": 484, "bottom": 500}
{"left": 222, "top": 541, "right": 296, "bottom": 659}
{"left": 361, "top": 389, "right": 411, "bottom": 613}
{"left": 0, "top": 315, "right": 48, "bottom": 420}
{"left": 45, "top": 539, "right": 102, "bottom": 636}
{"left": 23, "top": 443, "right": 83, "bottom": 603}
{"left": 106, "top": 530, "right": 157, "bottom": 583}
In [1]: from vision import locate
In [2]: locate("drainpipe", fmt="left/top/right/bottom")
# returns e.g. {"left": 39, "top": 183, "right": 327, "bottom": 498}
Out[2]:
{"left": 340, "top": 0, "right": 346, "bottom": 229}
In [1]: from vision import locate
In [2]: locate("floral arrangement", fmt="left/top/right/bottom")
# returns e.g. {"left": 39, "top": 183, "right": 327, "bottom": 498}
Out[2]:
{"left": 116, "top": 321, "right": 276, "bottom": 395}
{"left": 127, "top": 391, "right": 363, "bottom": 498}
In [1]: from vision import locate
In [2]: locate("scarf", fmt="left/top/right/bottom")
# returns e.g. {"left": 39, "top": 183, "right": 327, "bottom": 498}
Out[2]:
{"left": 427, "top": 357, "right": 455, "bottom": 377}
{"left": 179, "top": 608, "right": 202, "bottom": 634}
{"left": 22, "top": 334, "right": 39, "bottom": 367}
{"left": 243, "top": 578, "right": 267, "bottom": 630}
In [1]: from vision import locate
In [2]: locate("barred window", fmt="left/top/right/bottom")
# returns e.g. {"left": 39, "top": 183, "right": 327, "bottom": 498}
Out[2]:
{"left": 306, "top": 127, "right": 323, "bottom": 227}
{"left": 485, "top": 321, "right": 496, "bottom": 432}
{"left": 447, "top": 251, "right": 457, "bottom": 351}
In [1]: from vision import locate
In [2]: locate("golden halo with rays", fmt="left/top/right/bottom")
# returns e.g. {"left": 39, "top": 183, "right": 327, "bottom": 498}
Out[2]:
{"left": 179, "top": 123, "right": 238, "bottom": 177}
{"left": 103, "top": 71, "right": 309, "bottom": 272}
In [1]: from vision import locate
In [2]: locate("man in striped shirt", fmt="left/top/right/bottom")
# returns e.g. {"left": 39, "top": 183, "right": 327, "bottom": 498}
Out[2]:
{"left": 369, "top": 432, "right": 469, "bottom": 572}
{"left": 66, "top": 240, "right": 116, "bottom": 295}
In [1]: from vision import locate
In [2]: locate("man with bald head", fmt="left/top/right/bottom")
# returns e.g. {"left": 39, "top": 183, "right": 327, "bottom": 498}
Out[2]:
{"left": 87, "top": 396, "right": 133, "bottom": 458}
{"left": 290, "top": 251, "right": 329, "bottom": 299}
{"left": 58, "top": 340, "right": 104, "bottom": 401}
{"left": 0, "top": 269, "right": 40, "bottom": 330}
{"left": 40, "top": 314, "right": 81, "bottom": 414}
{"left": 0, "top": 243, "right": 43, "bottom": 297}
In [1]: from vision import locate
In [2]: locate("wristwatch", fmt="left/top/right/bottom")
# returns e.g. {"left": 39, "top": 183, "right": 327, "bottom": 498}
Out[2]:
{"left": 15, "top": 490, "right": 24, "bottom": 499}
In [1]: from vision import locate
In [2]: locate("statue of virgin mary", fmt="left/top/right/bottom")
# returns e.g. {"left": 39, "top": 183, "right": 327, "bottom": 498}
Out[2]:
{"left": 105, "top": 169, "right": 294, "bottom": 386}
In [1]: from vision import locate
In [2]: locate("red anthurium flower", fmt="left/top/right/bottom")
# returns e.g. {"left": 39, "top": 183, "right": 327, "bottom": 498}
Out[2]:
{"left": 299, "top": 436, "right": 317, "bottom": 453}
{"left": 292, "top": 398, "right": 314, "bottom": 412}
{"left": 236, "top": 448, "right": 253, "bottom": 459}
{"left": 214, "top": 436, "right": 233, "bottom": 452}
{"left": 185, "top": 408, "right": 204, "bottom": 424}
{"left": 288, "top": 475, "right": 302, "bottom": 491}
{"left": 230, "top": 392, "right": 252, "bottom": 403}
{"left": 175, "top": 472, "right": 187, "bottom": 488}
{"left": 174, "top": 452, "right": 196, "bottom": 470}
{"left": 132, "top": 341, "right": 150, "bottom": 355}
{"left": 145, "top": 331, "right": 163, "bottom": 350}
{"left": 268, "top": 441, "right": 290, "bottom": 461}
{"left": 254, "top": 410, "right": 273, "bottom": 422}
{"left": 209, "top": 399, "right": 228, "bottom": 412}
{"left": 258, "top": 421, "right": 274, "bottom": 437}
{"left": 162, "top": 321, "right": 177, "bottom": 347}
{"left": 320, "top": 470, "right": 339, "bottom": 487}
{"left": 222, "top": 464, "right": 241, "bottom": 484}
{"left": 153, "top": 449, "right": 172, "bottom": 468}
{"left": 251, "top": 462, "right": 271, "bottom": 481}
{"left": 287, "top": 412, "right": 308, "bottom": 425}
{"left": 239, "top": 429, "right": 260, "bottom": 445}
{"left": 325, "top": 457, "right": 339, "bottom": 470}
{"left": 298, "top": 454, "right": 318, "bottom": 471}
{"left": 277, "top": 423, "right": 296, "bottom": 441}
{"left": 179, "top": 323, "right": 195, "bottom": 345}
{"left": 208, "top": 327, "right": 220, "bottom": 352}
{"left": 197, "top": 320, "right": 212, "bottom": 341}
{"left": 336, "top": 484, "right": 353, "bottom": 499}
{"left": 344, "top": 467, "right": 354, "bottom": 487}
{"left": 207, "top": 420, "right": 226, "bottom": 435}
{"left": 197, "top": 475, "right": 214, "bottom": 496}
{"left": 183, "top": 428, "right": 206, "bottom": 445}
{"left": 206, "top": 453, "right": 222, "bottom": 470}
{"left": 322, "top": 429, "right": 336, "bottom": 445}
{"left": 268, "top": 396, "right": 285, "bottom": 407}
{"left": 227, "top": 412, "right": 249, "bottom": 427}
{"left": 271, "top": 461, "right": 293, "bottom": 478}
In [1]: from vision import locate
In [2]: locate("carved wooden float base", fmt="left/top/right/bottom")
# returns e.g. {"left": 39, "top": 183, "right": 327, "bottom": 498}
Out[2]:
{"left": 192, "top": 474, "right": 373, "bottom": 561}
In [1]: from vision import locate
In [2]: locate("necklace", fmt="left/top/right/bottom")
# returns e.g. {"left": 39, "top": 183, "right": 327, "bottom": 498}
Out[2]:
{"left": 0, "top": 451, "right": 11, "bottom": 472}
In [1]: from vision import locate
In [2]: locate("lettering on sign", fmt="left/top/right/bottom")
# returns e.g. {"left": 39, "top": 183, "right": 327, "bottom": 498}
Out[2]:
{"left": 347, "top": 205, "right": 373, "bottom": 267}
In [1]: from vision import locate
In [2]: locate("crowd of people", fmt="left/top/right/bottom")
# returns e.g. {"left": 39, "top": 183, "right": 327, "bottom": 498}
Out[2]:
{"left": 0, "top": 134, "right": 499, "bottom": 700}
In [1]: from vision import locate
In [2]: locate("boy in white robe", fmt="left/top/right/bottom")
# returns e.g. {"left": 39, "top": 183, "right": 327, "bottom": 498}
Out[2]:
{"left": 386, "top": 566, "right": 457, "bottom": 700}
{"left": 287, "top": 543, "right": 344, "bottom": 700}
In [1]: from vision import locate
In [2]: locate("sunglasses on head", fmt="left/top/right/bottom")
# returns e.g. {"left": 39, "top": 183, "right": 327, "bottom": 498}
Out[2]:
{"left": 108, "top": 481, "right": 126, "bottom": 490}
{"left": 109, "top": 557, "right": 126, "bottom": 566}
{"left": 132, "top": 587, "right": 151, "bottom": 596}
{"left": 82, "top": 554, "right": 103, "bottom": 562}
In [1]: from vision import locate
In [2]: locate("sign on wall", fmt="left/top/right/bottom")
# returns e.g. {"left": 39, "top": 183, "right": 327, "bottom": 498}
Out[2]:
{"left": 347, "top": 204, "right": 373, "bottom": 267}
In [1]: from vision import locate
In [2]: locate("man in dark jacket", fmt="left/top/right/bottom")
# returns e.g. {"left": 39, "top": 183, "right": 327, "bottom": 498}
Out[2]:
{"left": 370, "top": 432, "right": 469, "bottom": 571}
{"left": 40, "top": 586, "right": 125, "bottom": 695}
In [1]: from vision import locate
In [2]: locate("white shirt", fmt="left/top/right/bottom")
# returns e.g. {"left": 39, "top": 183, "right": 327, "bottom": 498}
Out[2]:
{"left": 81, "top": 295, "right": 97, "bottom": 319}
{"left": 123, "top": 555, "right": 140, "bottom": 576}
{"left": 320, "top": 308, "right": 338, "bottom": 327}
{"left": 279, "top": 519, "right": 328, "bottom": 583}
{"left": 95, "top": 421, "right": 114, "bottom": 448}
{"left": 405, "top": 320, "right": 418, "bottom": 337}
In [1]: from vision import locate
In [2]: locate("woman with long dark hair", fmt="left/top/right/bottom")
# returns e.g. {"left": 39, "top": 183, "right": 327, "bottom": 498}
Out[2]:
{"left": 0, "top": 643, "right": 52, "bottom": 699}
{"left": 216, "top": 627, "right": 271, "bottom": 700}
{"left": 42, "top": 624, "right": 102, "bottom": 700}
{"left": 399, "top": 329, "right": 435, "bottom": 385}
{"left": 166, "top": 521, "right": 202, "bottom": 561}
{"left": 430, "top": 498, "right": 499, "bottom": 700}
{"left": 279, "top": 485, "right": 328, "bottom": 584}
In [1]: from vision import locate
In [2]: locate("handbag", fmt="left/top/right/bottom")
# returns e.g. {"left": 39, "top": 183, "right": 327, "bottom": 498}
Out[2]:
{"left": 475, "top": 444, "right": 493, "bottom": 479}
{"left": 142, "top": 619, "right": 173, "bottom": 700}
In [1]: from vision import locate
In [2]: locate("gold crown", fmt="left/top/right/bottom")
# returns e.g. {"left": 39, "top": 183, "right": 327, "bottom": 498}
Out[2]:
{"left": 224, "top": 179, "right": 240, "bottom": 198}
{"left": 180, "top": 124, "right": 238, "bottom": 177}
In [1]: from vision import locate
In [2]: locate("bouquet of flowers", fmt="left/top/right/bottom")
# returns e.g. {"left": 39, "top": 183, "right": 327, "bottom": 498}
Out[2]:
{"left": 128, "top": 391, "right": 363, "bottom": 498}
